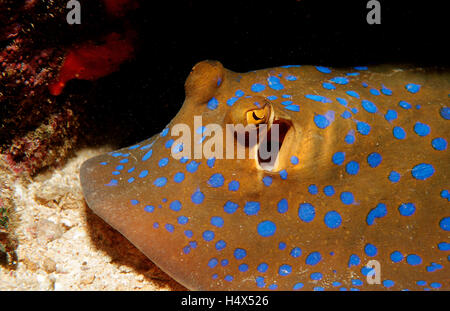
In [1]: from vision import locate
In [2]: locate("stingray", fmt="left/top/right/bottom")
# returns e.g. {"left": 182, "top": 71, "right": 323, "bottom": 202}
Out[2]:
{"left": 80, "top": 60, "right": 449, "bottom": 290}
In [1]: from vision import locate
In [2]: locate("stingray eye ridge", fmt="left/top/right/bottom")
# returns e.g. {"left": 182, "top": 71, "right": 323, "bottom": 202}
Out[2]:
{"left": 247, "top": 108, "right": 267, "bottom": 125}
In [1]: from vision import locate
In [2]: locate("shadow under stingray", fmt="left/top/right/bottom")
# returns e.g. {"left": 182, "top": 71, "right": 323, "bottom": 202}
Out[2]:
{"left": 84, "top": 202, "right": 187, "bottom": 291}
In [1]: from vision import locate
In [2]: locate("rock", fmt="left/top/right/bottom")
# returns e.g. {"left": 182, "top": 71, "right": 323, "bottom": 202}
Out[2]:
{"left": 35, "top": 219, "right": 64, "bottom": 244}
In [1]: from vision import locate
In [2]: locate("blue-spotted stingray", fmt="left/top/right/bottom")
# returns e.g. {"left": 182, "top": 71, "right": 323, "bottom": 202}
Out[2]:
{"left": 80, "top": 60, "right": 450, "bottom": 291}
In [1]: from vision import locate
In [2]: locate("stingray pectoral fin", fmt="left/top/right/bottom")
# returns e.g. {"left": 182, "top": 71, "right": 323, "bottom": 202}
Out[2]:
{"left": 79, "top": 153, "right": 206, "bottom": 290}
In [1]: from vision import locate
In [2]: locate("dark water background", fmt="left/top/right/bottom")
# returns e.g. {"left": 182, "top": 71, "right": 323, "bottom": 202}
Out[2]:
{"left": 75, "top": 0, "right": 449, "bottom": 148}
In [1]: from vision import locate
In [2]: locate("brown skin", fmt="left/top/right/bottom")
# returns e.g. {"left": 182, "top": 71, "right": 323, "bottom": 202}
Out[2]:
{"left": 81, "top": 61, "right": 449, "bottom": 290}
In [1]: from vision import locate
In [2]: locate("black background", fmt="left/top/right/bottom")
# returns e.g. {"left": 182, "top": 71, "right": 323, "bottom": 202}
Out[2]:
{"left": 75, "top": 0, "right": 449, "bottom": 148}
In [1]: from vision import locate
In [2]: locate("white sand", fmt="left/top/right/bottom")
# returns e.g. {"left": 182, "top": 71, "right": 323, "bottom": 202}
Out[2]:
{"left": 0, "top": 147, "right": 185, "bottom": 290}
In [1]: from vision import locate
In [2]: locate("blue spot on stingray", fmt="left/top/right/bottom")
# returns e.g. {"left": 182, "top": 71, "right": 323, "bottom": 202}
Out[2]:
{"left": 257, "top": 263, "right": 268, "bottom": 273}
{"left": 340, "top": 192, "right": 354, "bottom": 205}
{"left": 257, "top": 220, "right": 277, "bottom": 237}
{"left": 279, "top": 169, "right": 288, "bottom": 180}
{"left": 298, "top": 203, "right": 315, "bottom": 222}
{"left": 346, "top": 161, "right": 360, "bottom": 175}
{"left": 426, "top": 262, "right": 443, "bottom": 272}
{"left": 381, "top": 86, "right": 393, "bottom": 95}
{"left": 111, "top": 171, "right": 120, "bottom": 175}
{"left": 290, "top": 247, "right": 302, "bottom": 258}
{"left": 184, "top": 230, "right": 193, "bottom": 238}
{"left": 432, "top": 137, "right": 447, "bottom": 151}
{"left": 399, "top": 101, "right": 412, "bottom": 109}
{"left": 324, "top": 185, "right": 335, "bottom": 196}
{"left": 211, "top": 216, "right": 224, "bottom": 228}
{"left": 284, "top": 104, "right": 300, "bottom": 112}
{"left": 314, "top": 114, "right": 330, "bottom": 129}
{"left": 138, "top": 170, "right": 148, "bottom": 178}
{"left": 331, "top": 77, "right": 349, "bottom": 85}
{"left": 438, "top": 242, "right": 450, "bottom": 251}
{"left": 332, "top": 151, "right": 345, "bottom": 165}
{"left": 262, "top": 176, "right": 272, "bottom": 186}
{"left": 441, "top": 190, "right": 450, "bottom": 199}
{"left": 202, "top": 230, "right": 215, "bottom": 241}
{"left": 390, "top": 251, "right": 404, "bottom": 263}
{"left": 310, "top": 272, "right": 323, "bottom": 280}
{"left": 393, "top": 126, "right": 406, "bottom": 139}
{"left": 370, "top": 89, "right": 380, "bottom": 96}
{"left": 169, "top": 200, "right": 182, "bottom": 212}
{"left": 348, "top": 254, "right": 361, "bottom": 267}
{"left": 361, "top": 100, "right": 378, "bottom": 113}
{"left": 267, "top": 95, "right": 277, "bottom": 100}
{"left": 385, "top": 109, "right": 398, "bottom": 122}
{"left": 336, "top": 97, "right": 348, "bottom": 106}
{"left": 174, "top": 172, "right": 185, "bottom": 183}
{"left": 278, "top": 242, "right": 286, "bottom": 250}
{"left": 234, "top": 248, "right": 247, "bottom": 260}
{"left": 154, "top": 177, "right": 167, "bottom": 187}
{"left": 383, "top": 280, "right": 395, "bottom": 288}
{"left": 324, "top": 211, "right": 342, "bottom": 229}
{"left": 179, "top": 157, "right": 189, "bottom": 164}
{"left": 316, "top": 66, "right": 331, "bottom": 73}
{"left": 352, "top": 279, "right": 363, "bottom": 286}
{"left": 221, "top": 259, "right": 229, "bottom": 266}
{"left": 267, "top": 76, "right": 284, "bottom": 90}
{"left": 191, "top": 189, "right": 204, "bottom": 204}
{"left": 354, "top": 66, "right": 368, "bottom": 70}
{"left": 416, "top": 280, "right": 426, "bottom": 286}
{"left": 357, "top": 121, "right": 371, "bottom": 135}
{"left": 367, "top": 152, "right": 382, "bottom": 168}
{"left": 414, "top": 122, "right": 430, "bottom": 136}
{"left": 243, "top": 201, "right": 260, "bottom": 216}
{"left": 366, "top": 203, "right": 387, "bottom": 225}
{"left": 277, "top": 199, "right": 288, "bottom": 214}
{"left": 206, "top": 157, "right": 215, "bottom": 168}
{"left": 346, "top": 90, "right": 360, "bottom": 98}
{"left": 308, "top": 184, "right": 318, "bottom": 195}
{"left": 341, "top": 111, "right": 352, "bottom": 119}
{"left": 228, "top": 180, "right": 240, "bottom": 191}
{"left": 430, "top": 282, "right": 442, "bottom": 289}
{"left": 365, "top": 244, "right": 378, "bottom": 257}
{"left": 406, "top": 254, "right": 422, "bottom": 265}
{"left": 306, "top": 252, "right": 322, "bottom": 266}
{"left": 207, "top": 97, "right": 219, "bottom": 110}
{"left": 286, "top": 75, "right": 298, "bottom": 81}
{"left": 235, "top": 90, "right": 244, "bottom": 97}
{"left": 345, "top": 131, "right": 355, "bottom": 144}
{"left": 293, "top": 283, "right": 304, "bottom": 290}
{"left": 165, "top": 139, "right": 174, "bottom": 149}
{"left": 411, "top": 163, "right": 435, "bottom": 180}
{"left": 440, "top": 217, "right": 450, "bottom": 231}
{"left": 290, "top": 156, "right": 299, "bottom": 165}
{"left": 208, "top": 173, "right": 224, "bottom": 188}
{"left": 127, "top": 177, "right": 134, "bottom": 183}
{"left": 165, "top": 224, "right": 174, "bottom": 233}
{"left": 278, "top": 264, "right": 292, "bottom": 276}
{"left": 388, "top": 171, "right": 401, "bottom": 183}
{"left": 142, "top": 150, "right": 153, "bottom": 161}
{"left": 215, "top": 240, "right": 226, "bottom": 250}
{"left": 305, "top": 94, "right": 332, "bottom": 103}
{"left": 281, "top": 100, "right": 293, "bottom": 106}
{"left": 130, "top": 199, "right": 139, "bottom": 205}
{"left": 208, "top": 258, "right": 218, "bottom": 268}
{"left": 405, "top": 83, "right": 421, "bottom": 93}
{"left": 178, "top": 216, "right": 188, "bottom": 225}
{"left": 227, "top": 97, "right": 238, "bottom": 106}
{"left": 144, "top": 205, "right": 155, "bottom": 213}
{"left": 186, "top": 160, "right": 200, "bottom": 173}
{"left": 323, "top": 82, "right": 335, "bottom": 90}
{"left": 127, "top": 167, "right": 135, "bottom": 173}
{"left": 238, "top": 264, "right": 249, "bottom": 272}
{"left": 398, "top": 202, "right": 416, "bottom": 216}
{"left": 440, "top": 107, "right": 450, "bottom": 120}
{"left": 251, "top": 83, "right": 265, "bottom": 92}
{"left": 119, "top": 159, "right": 128, "bottom": 164}
{"left": 105, "top": 179, "right": 118, "bottom": 186}
{"left": 223, "top": 201, "right": 238, "bottom": 214}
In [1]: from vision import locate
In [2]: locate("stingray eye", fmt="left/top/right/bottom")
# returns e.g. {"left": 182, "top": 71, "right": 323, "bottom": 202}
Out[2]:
{"left": 247, "top": 107, "right": 268, "bottom": 125}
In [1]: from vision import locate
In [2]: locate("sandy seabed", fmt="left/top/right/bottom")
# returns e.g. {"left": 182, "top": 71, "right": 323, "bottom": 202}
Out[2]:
{"left": 0, "top": 147, "right": 185, "bottom": 291}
